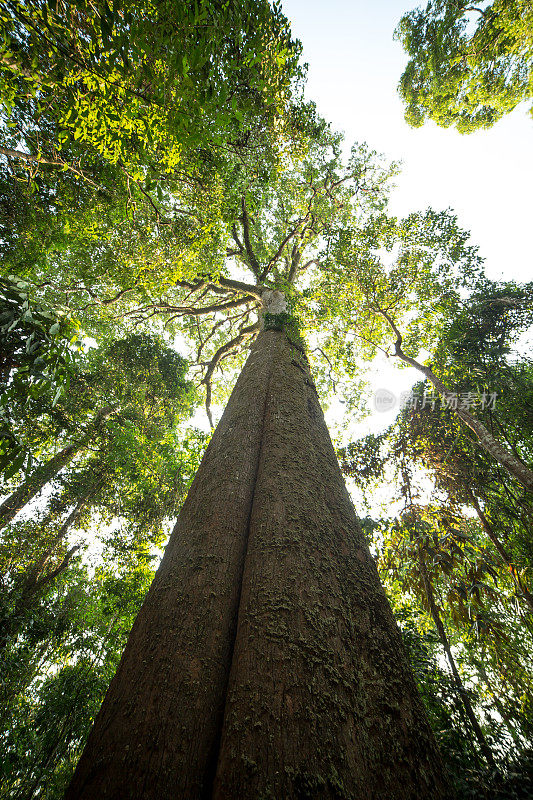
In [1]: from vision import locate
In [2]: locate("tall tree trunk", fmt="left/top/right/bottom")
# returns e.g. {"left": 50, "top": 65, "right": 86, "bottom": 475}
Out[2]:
{"left": 416, "top": 541, "right": 497, "bottom": 770}
{"left": 0, "top": 486, "right": 97, "bottom": 651}
{"left": 65, "top": 329, "right": 451, "bottom": 800}
{"left": 0, "top": 406, "right": 113, "bottom": 531}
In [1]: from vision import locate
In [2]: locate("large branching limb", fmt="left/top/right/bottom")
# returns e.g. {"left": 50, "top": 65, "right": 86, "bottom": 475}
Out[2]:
{"left": 287, "top": 244, "right": 302, "bottom": 285}
{"left": 79, "top": 285, "right": 139, "bottom": 310}
{"left": 228, "top": 224, "right": 245, "bottom": 259}
{"left": 264, "top": 217, "right": 306, "bottom": 280}
{"left": 195, "top": 317, "right": 226, "bottom": 363}
{"left": 177, "top": 276, "right": 263, "bottom": 299}
{"left": 83, "top": 278, "right": 263, "bottom": 325}
{"left": 123, "top": 294, "right": 256, "bottom": 325}
{"left": 118, "top": 161, "right": 202, "bottom": 224}
{"left": 30, "top": 278, "right": 139, "bottom": 310}
{"left": 192, "top": 308, "right": 253, "bottom": 365}
{"left": 323, "top": 173, "right": 351, "bottom": 209}
{"left": 265, "top": 181, "right": 321, "bottom": 282}
{"left": 375, "top": 306, "right": 533, "bottom": 493}
{"left": 240, "top": 196, "right": 263, "bottom": 280}
{"left": 176, "top": 279, "right": 224, "bottom": 296}
{"left": 218, "top": 276, "right": 264, "bottom": 298}
{"left": 286, "top": 226, "right": 321, "bottom": 284}
{"left": 201, "top": 321, "right": 260, "bottom": 428}
{"left": 263, "top": 167, "right": 346, "bottom": 284}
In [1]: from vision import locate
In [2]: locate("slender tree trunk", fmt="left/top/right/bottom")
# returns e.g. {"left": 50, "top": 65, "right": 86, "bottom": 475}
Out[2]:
{"left": 393, "top": 344, "right": 533, "bottom": 492}
{"left": 472, "top": 653, "right": 521, "bottom": 746}
{"left": 416, "top": 542, "right": 497, "bottom": 770}
{"left": 468, "top": 492, "right": 533, "bottom": 613}
{"left": 0, "top": 488, "right": 95, "bottom": 651}
{"left": 0, "top": 406, "right": 113, "bottom": 531}
{"left": 65, "top": 329, "right": 451, "bottom": 800}
{"left": 20, "top": 612, "right": 120, "bottom": 800}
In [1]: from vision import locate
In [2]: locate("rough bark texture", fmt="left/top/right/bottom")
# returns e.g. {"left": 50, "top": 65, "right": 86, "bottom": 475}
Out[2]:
{"left": 212, "top": 331, "right": 450, "bottom": 799}
{"left": 65, "top": 330, "right": 451, "bottom": 800}
{"left": 65, "top": 333, "right": 278, "bottom": 800}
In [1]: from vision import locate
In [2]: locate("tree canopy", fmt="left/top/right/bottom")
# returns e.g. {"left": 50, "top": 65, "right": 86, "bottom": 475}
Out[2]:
{"left": 395, "top": 0, "right": 533, "bottom": 131}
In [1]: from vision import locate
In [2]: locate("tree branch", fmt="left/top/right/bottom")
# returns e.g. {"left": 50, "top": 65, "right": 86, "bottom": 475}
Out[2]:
{"left": 374, "top": 305, "right": 533, "bottom": 493}
{"left": 240, "top": 196, "right": 262, "bottom": 279}
{"left": 0, "top": 146, "right": 112, "bottom": 195}
{"left": 264, "top": 218, "right": 305, "bottom": 279}
{"left": 201, "top": 321, "right": 260, "bottom": 428}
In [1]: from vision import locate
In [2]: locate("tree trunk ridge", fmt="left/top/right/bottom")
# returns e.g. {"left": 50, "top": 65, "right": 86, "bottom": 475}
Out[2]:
{"left": 202, "top": 331, "right": 278, "bottom": 798}
{"left": 65, "top": 330, "right": 451, "bottom": 800}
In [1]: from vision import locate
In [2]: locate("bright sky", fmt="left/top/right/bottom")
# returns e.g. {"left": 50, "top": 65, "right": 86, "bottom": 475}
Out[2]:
{"left": 281, "top": 0, "right": 533, "bottom": 285}
{"left": 278, "top": 0, "right": 533, "bottom": 443}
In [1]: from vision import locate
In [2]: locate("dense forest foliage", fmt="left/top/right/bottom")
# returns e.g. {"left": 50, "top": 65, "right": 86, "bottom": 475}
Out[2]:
{"left": 0, "top": 1, "right": 531, "bottom": 798}
{"left": 395, "top": 0, "right": 533, "bottom": 131}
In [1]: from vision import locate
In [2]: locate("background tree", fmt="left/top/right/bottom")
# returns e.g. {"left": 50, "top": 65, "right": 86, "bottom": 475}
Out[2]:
{"left": 395, "top": 0, "right": 533, "bottom": 132}
{"left": 339, "top": 275, "right": 533, "bottom": 793}
{"left": 0, "top": 333, "right": 205, "bottom": 798}
{"left": 320, "top": 216, "right": 533, "bottom": 489}
{"left": 0, "top": 275, "right": 81, "bottom": 479}
{"left": 0, "top": 332, "right": 196, "bottom": 526}
{"left": 0, "top": 554, "right": 160, "bottom": 799}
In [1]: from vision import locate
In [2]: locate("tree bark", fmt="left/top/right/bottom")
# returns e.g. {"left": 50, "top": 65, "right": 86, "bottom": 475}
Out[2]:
{"left": 0, "top": 406, "right": 113, "bottom": 532}
{"left": 65, "top": 330, "right": 451, "bottom": 800}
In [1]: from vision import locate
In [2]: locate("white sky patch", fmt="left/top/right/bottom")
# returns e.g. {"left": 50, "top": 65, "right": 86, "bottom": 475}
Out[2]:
{"left": 281, "top": 0, "right": 532, "bottom": 284}
{"left": 324, "top": 351, "right": 423, "bottom": 444}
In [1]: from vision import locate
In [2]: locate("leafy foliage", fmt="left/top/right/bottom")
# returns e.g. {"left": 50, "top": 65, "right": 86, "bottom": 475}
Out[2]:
{"left": 0, "top": 0, "right": 302, "bottom": 174}
{"left": 0, "top": 275, "right": 80, "bottom": 478}
{"left": 395, "top": 0, "right": 533, "bottom": 131}
{"left": 340, "top": 277, "right": 533, "bottom": 791}
{"left": 0, "top": 332, "right": 205, "bottom": 797}
{"left": 0, "top": 1, "right": 532, "bottom": 796}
